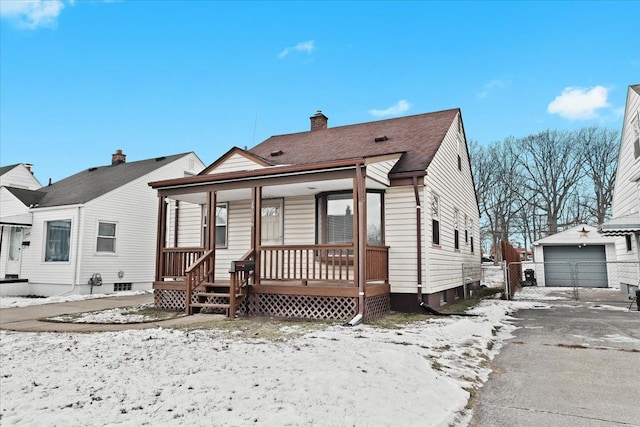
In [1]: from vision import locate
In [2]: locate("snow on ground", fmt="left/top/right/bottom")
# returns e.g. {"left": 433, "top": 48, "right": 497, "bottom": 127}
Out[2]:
{"left": 0, "top": 291, "right": 151, "bottom": 309}
{"left": 0, "top": 299, "right": 547, "bottom": 427}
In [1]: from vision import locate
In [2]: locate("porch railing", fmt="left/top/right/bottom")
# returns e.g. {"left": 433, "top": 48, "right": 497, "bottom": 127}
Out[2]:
{"left": 366, "top": 245, "right": 389, "bottom": 283}
{"left": 259, "top": 244, "right": 388, "bottom": 285}
{"left": 159, "top": 244, "right": 389, "bottom": 287}
{"left": 185, "top": 250, "right": 214, "bottom": 314}
{"left": 161, "top": 247, "right": 206, "bottom": 280}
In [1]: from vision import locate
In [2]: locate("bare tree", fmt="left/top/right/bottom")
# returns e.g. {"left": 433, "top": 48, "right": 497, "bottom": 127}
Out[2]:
{"left": 578, "top": 126, "right": 619, "bottom": 224}
{"left": 515, "top": 130, "right": 585, "bottom": 235}
{"left": 470, "top": 138, "right": 524, "bottom": 259}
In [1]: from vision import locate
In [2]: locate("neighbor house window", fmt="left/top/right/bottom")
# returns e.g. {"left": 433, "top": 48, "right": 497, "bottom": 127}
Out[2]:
{"left": 202, "top": 203, "right": 228, "bottom": 248}
{"left": 96, "top": 222, "right": 117, "bottom": 253}
{"left": 45, "top": 220, "right": 71, "bottom": 262}
{"left": 470, "top": 219, "right": 475, "bottom": 253}
{"left": 454, "top": 208, "right": 460, "bottom": 250}
{"left": 432, "top": 193, "right": 440, "bottom": 246}
{"left": 317, "top": 191, "right": 384, "bottom": 245}
{"left": 626, "top": 235, "right": 633, "bottom": 252}
{"left": 464, "top": 214, "right": 469, "bottom": 243}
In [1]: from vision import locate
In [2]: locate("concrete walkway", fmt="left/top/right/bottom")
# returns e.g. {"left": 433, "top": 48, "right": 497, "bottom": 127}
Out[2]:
{"left": 0, "top": 293, "right": 221, "bottom": 332}
{"left": 470, "top": 290, "right": 640, "bottom": 427}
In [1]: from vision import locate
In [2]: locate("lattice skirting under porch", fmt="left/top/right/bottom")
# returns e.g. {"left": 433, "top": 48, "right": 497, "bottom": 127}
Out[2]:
{"left": 247, "top": 294, "right": 357, "bottom": 320}
{"left": 155, "top": 289, "right": 185, "bottom": 311}
{"left": 364, "top": 293, "right": 390, "bottom": 321}
{"left": 155, "top": 289, "right": 389, "bottom": 321}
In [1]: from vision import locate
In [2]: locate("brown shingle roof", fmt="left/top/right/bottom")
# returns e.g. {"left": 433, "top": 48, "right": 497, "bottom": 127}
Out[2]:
{"left": 249, "top": 108, "right": 459, "bottom": 175}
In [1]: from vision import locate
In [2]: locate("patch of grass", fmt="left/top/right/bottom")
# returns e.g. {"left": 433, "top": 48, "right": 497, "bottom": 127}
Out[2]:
{"left": 368, "top": 311, "right": 434, "bottom": 329}
{"left": 174, "top": 316, "right": 337, "bottom": 341}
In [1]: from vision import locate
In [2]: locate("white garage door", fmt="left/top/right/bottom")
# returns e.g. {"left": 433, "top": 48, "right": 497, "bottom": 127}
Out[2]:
{"left": 543, "top": 245, "right": 608, "bottom": 288}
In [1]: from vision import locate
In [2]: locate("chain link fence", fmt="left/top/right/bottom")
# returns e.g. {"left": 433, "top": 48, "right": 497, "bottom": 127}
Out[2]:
{"left": 504, "top": 261, "right": 639, "bottom": 301}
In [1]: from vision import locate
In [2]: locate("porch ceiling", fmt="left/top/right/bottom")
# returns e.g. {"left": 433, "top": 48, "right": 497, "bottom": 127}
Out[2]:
{"left": 170, "top": 176, "right": 387, "bottom": 204}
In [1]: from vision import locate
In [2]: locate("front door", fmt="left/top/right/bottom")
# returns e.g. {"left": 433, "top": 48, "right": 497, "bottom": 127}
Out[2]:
{"left": 261, "top": 199, "right": 283, "bottom": 246}
{"left": 6, "top": 227, "right": 23, "bottom": 277}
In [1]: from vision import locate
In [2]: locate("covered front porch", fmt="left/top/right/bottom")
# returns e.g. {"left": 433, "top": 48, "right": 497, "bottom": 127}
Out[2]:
{"left": 150, "top": 157, "right": 396, "bottom": 321}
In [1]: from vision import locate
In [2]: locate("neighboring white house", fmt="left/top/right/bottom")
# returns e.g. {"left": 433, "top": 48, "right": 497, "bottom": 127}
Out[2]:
{"left": 0, "top": 163, "right": 42, "bottom": 281}
{"left": 600, "top": 83, "right": 640, "bottom": 294}
{"left": 532, "top": 224, "right": 619, "bottom": 288}
{"left": 149, "top": 109, "right": 481, "bottom": 320}
{"left": 0, "top": 150, "right": 204, "bottom": 297}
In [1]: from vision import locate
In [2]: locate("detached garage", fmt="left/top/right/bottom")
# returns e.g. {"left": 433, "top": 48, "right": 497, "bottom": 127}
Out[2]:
{"left": 532, "top": 224, "right": 617, "bottom": 288}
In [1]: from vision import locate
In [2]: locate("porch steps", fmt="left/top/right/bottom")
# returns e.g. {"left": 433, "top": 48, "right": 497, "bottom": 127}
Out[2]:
{"left": 189, "top": 284, "right": 247, "bottom": 317}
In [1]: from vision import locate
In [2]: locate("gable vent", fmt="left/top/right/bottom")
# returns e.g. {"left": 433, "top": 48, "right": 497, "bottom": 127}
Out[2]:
{"left": 270, "top": 150, "right": 284, "bottom": 157}
{"left": 374, "top": 135, "right": 388, "bottom": 143}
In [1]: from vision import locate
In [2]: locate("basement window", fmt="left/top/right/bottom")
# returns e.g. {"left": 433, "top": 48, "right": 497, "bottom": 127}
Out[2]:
{"left": 114, "top": 283, "right": 132, "bottom": 292}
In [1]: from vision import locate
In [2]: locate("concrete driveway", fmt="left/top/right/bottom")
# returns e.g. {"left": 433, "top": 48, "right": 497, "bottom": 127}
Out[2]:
{"left": 470, "top": 289, "right": 640, "bottom": 427}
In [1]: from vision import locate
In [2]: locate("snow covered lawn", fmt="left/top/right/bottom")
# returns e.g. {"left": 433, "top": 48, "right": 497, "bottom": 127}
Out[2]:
{"left": 0, "top": 299, "right": 546, "bottom": 426}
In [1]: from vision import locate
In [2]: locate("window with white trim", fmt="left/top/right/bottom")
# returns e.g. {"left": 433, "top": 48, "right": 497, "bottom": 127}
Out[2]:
{"left": 202, "top": 203, "right": 228, "bottom": 248}
{"left": 45, "top": 220, "right": 71, "bottom": 262}
{"left": 464, "top": 214, "right": 469, "bottom": 243}
{"left": 97, "top": 222, "right": 117, "bottom": 253}
{"left": 470, "top": 219, "right": 475, "bottom": 253}
{"left": 432, "top": 193, "right": 440, "bottom": 246}
{"left": 454, "top": 208, "right": 460, "bottom": 250}
{"left": 316, "top": 191, "right": 384, "bottom": 245}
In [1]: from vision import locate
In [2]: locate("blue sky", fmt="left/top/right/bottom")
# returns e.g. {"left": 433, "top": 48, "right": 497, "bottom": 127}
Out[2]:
{"left": 1, "top": 0, "right": 639, "bottom": 184}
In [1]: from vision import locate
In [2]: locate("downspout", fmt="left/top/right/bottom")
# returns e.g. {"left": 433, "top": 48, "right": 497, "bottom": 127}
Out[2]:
{"left": 413, "top": 176, "right": 423, "bottom": 303}
{"left": 71, "top": 206, "right": 84, "bottom": 295}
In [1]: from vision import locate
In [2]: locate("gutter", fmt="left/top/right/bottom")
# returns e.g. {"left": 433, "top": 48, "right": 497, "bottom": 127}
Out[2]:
{"left": 413, "top": 176, "right": 423, "bottom": 303}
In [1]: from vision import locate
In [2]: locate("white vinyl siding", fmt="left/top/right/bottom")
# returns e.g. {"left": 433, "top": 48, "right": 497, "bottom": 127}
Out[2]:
{"left": 385, "top": 186, "right": 423, "bottom": 294}
{"left": 423, "top": 113, "right": 481, "bottom": 293}
{"left": 0, "top": 188, "right": 32, "bottom": 218}
{"left": 0, "top": 164, "right": 41, "bottom": 190}
{"left": 206, "top": 153, "right": 267, "bottom": 174}
{"left": 213, "top": 200, "right": 251, "bottom": 279}
{"left": 611, "top": 88, "right": 640, "bottom": 218}
{"left": 611, "top": 86, "right": 640, "bottom": 263}
{"left": 18, "top": 207, "right": 79, "bottom": 287}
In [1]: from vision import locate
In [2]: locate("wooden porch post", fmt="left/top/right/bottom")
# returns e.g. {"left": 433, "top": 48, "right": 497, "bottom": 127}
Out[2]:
{"left": 354, "top": 164, "right": 367, "bottom": 316}
{"left": 252, "top": 186, "right": 262, "bottom": 285}
{"left": 155, "top": 195, "right": 167, "bottom": 282}
{"left": 207, "top": 191, "right": 217, "bottom": 283}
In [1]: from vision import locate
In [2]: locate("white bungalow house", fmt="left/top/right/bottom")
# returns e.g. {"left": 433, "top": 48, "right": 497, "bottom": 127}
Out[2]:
{"left": 0, "top": 150, "right": 204, "bottom": 297}
{"left": 600, "top": 83, "right": 640, "bottom": 296}
{"left": 149, "top": 109, "right": 480, "bottom": 321}
{"left": 0, "top": 163, "right": 42, "bottom": 281}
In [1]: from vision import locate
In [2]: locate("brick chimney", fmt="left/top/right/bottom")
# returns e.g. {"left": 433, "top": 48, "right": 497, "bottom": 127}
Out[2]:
{"left": 310, "top": 110, "right": 328, "bottom": 131}
{"left": 112, "top": 149, "right": 126, "bottom": 165}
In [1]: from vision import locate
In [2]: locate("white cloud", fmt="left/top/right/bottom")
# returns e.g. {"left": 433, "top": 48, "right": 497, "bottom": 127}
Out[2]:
{"left": 477, "top": 79, "right": 507, "bottom": 99}
{"left": 0, "top": 0, "right": 71, "bottom": 29}
{"left": 547, "top": 86, "right": 610, "bottom": 120}
{"left": 278, "top": 40, "right": 315, "bottom": 59}
{"left": 369, "top": 100, "right": 412, "bottom": 117}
